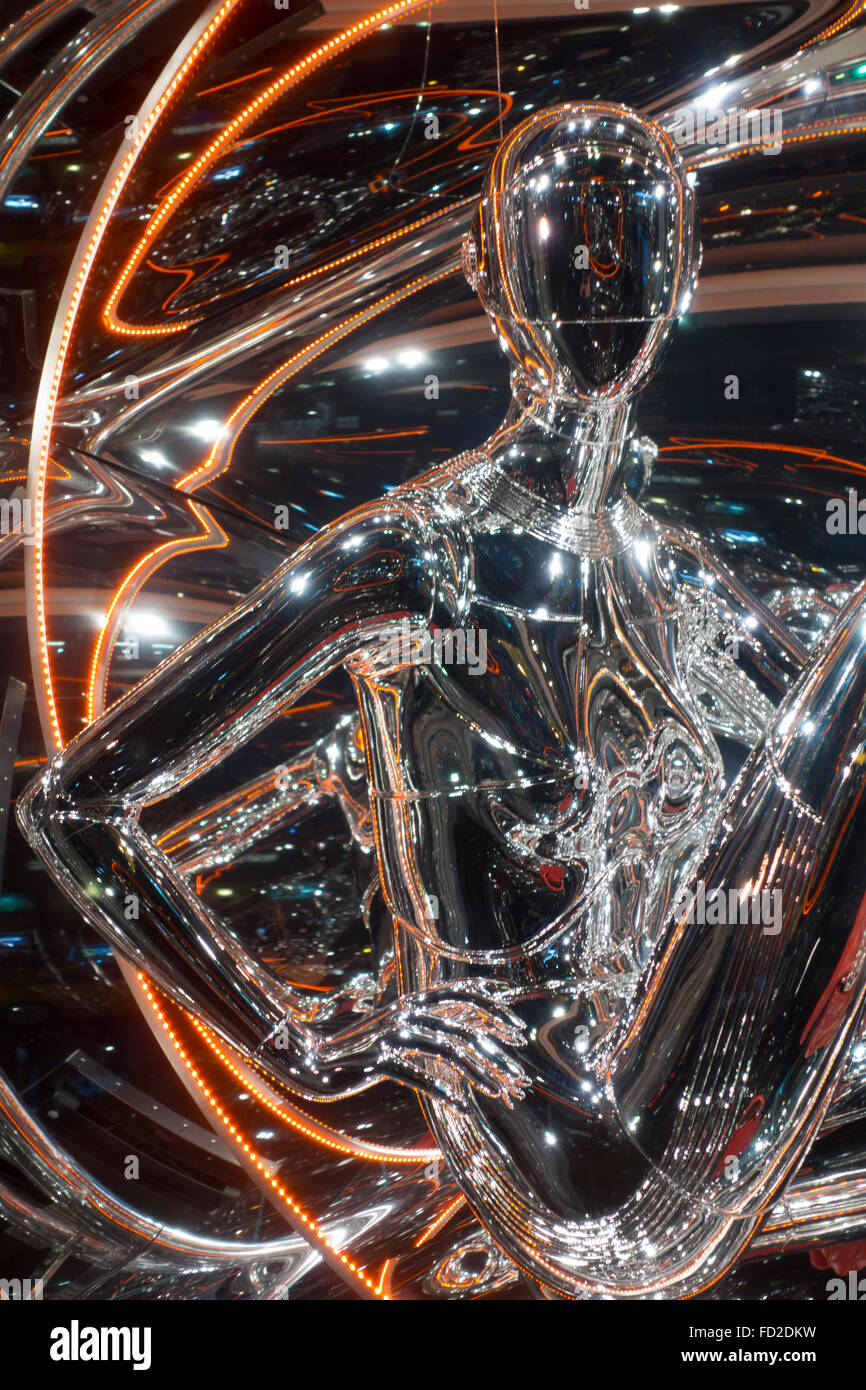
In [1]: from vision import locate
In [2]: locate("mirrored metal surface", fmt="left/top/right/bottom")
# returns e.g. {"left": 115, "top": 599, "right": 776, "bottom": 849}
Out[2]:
{"left": 4, "top": 0, "right": 866, "bottom": 1304}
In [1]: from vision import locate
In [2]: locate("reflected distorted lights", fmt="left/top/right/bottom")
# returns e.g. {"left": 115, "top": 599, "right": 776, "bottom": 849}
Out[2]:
{"left": 22, "top": 99, "right": 866, "bottom": 1301}
{"left": 185, "top": 419, "right": 225, "bottom": 443}
{"left": 7, "top": 0, "right": 866, "bottom": 1308}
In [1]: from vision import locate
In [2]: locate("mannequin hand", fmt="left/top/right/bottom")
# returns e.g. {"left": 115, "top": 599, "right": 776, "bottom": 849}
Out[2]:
{"left": 269, "top": 981, "right": 528, "bottom": 1110}
{"left": 373, "top": 980, "right": 529, "bottom": 1111}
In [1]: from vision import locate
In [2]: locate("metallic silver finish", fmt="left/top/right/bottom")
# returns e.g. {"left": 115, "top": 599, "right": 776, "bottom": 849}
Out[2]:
{"left": 463, "top": 104, "right": 699, "bottom": 407}
{"left": 0, "top": 1060, "right": 323, "bottom": 1275}
{"left": 0, "top": 0, "right": 82, "bottom": 80}
{"left": 0, "top": 0, "right": 185, "bottom": 206}
{"left": 17, "top": 100, "right": 866, "bottom": 1298}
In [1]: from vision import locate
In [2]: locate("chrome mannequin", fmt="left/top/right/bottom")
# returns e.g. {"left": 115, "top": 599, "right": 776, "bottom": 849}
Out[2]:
{"left": 18, "top": 103, "right": 866, "bottom": 1298}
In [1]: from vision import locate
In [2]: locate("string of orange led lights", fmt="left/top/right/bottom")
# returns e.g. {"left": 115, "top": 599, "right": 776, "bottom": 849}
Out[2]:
{"left": 175, "top": 263, "right": 459, "bottom": 493}
{"left": 102, "top": 0, "right": 448, "bottom": 338}
{"left": 85, "top": 500, "right": 229, "bottom": 725}
{"left": 27, "top": 0, "right": 242, "bottom": 752}
{"left": 805, "top": 0, "right": 866, "bottom": 44}
{"left": 135, "top": 972, "right": 392, "bottom": 1297}
{"left": 190, "top": 1014, "right": 441, "bottom": 1164}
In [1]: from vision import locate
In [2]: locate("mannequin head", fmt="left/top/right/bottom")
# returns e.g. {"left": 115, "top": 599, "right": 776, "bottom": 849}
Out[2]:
{"left": 463, "top": 101, "right": 698, "bottom": 406}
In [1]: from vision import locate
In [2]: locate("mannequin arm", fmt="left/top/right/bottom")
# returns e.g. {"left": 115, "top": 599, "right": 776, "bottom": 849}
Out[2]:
{"left": 661, "top": 519, "right": 809, "bottom": 744}
{"left": 17, "top": 500, "right": 525, "bottom": 1110}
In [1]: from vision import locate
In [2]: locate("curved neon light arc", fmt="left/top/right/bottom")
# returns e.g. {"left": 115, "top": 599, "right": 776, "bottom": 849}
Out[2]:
{"left": 805, "top": 0, "right": 866, "bottom": 45}
{"left": 86, "top": 500, "right": 229, "bottom": 726}
{"left": 102, "top": 0, "right": 447, "bottom": 339}
{"left": 192, "top": 1015, "right": 440, "bottom": 1165}
{"left": 174, "top": 263, "right": 459, "bottom": 495}
{"left": 26, "top": 0, "right": 242, "bottom": 752}
{"left": 136, "top": 974, "right": 391, "bottom": 1298}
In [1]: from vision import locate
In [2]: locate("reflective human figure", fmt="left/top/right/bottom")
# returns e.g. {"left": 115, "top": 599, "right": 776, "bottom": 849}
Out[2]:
{"left": 20, "top": 104, "right": 866, "bottom": 1297}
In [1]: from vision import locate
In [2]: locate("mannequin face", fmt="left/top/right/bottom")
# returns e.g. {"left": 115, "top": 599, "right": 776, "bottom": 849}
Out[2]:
{"left": 463, "top": 102, "right": 699, "bottom": 404}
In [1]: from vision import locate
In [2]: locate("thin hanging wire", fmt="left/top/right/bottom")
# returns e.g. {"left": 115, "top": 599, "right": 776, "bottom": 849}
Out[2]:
{"left": 387, "top": 0, "right": 506, "bottom": 203}
{"left": 388, "top": 5, "right": 435, "bottom": 194}
{"left": 493, "top": 0, "right": 504, "bottom": 142}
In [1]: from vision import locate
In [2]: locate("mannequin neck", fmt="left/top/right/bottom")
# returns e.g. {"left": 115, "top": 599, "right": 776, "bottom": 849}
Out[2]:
{"left": 494, "top": 372, "right": 636, "bottom": 515}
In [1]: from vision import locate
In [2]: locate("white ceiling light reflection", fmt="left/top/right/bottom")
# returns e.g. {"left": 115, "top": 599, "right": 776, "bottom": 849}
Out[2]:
{"left": 184, "top": 419, "right": 224, "bottom": 443}
{"left": 128, "top": 612, "right": 170, "bottom": 638}
{"left": 139, "top": 448, "right": 170, "bottom": 469}
{"left": 701, "top": 84, "right": 727, "bottom": 107}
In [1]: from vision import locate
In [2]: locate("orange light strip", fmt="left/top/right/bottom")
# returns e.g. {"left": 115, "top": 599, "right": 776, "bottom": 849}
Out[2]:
{"left": 195, "top": 66, "right": 273, "bottom": 97}
{"left": 102, "top": 0, "right": 446, "bottom": 338}
{"left": 805, "top": 0, "right": 866, "bottom": 44}
{"left": 135, "top": 973, "right": 389, "bottom": 1297}
{"left": 145, "top": 251, "right": 229, "bottom": 315}
{"left": 686, "top": 116, "right": 866, "bottom": 169}
{"left": 658, "top": 437, "right": 866, "bottom": 471}
{"left": 1, "top": 458, "right": 70, "bottom": 485}
{"left": 29, "top": 147, "right": 83, "bottom": 159}
{"left": 414, "top": 1194, "right": 465, "bottom": 1247}
{"left": 262, "top": 429, "right": 429, "bottom": 443}
{"left": 27, "top": 0, "right": 240, "bottom": 751}
{"left": 175, "top": 264, "right": 457, "bottom": 493}
{"left": 373, "top": 1257, "right": 393, "bottom": 1295}
{"left": 85, "top": 500, "right": 228, "bottom": 725}
{"left": 190, "top": 1014, "right": 440, "bottom": 1164}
